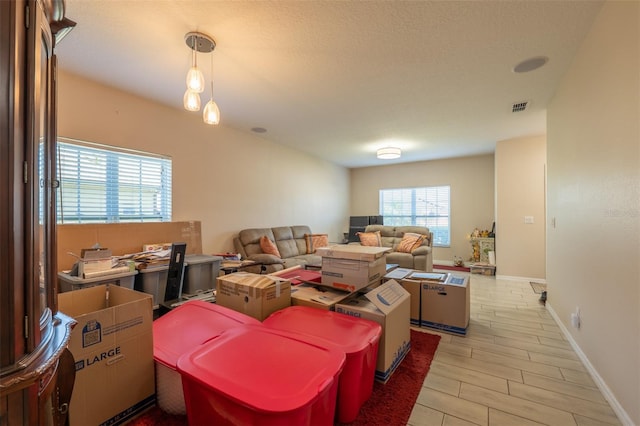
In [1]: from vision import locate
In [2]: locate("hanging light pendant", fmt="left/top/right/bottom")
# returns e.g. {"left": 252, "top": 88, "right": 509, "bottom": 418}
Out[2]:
{"left": 185, "top": 48, "right": 204, "bottom": 93}
{"left": 183, "top": 89, "right": 201, "bottom": 111}
{"left": 183, "top": 32, "right": 216, "bottom": 112}
{"left": 203, "top": 53, "right": 220, "bottom": 125}
{"left": 203, "top": 95, "right": 220, "bottom": 125}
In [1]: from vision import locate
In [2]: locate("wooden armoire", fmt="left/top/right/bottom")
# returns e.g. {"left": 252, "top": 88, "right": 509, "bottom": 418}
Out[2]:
{"left": 1, "top": 1, "right": 77, "bottom": 424}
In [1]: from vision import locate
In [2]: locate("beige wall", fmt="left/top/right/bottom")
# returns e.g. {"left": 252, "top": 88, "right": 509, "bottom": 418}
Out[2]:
{"left": 547, "top": 1, "right": 639, "bottom": 424}
{"left": 349, "top": 155, "right": 495, "bottom": 264}
{"left": 57, "top": 71, "right": 350, "bottom": 254}
{"left": 495, "top": 135, "right": 546, "bottom": 280}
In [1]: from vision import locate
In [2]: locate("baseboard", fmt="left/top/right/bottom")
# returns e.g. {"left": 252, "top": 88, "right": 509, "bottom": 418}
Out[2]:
{"left": 546, "top": 303, "right": 633, "bottom": 426}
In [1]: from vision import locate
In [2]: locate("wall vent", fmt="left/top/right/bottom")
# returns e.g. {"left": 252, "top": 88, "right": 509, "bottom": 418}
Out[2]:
{"left": 512, "top": 101, "right": 529, "bottom": 112}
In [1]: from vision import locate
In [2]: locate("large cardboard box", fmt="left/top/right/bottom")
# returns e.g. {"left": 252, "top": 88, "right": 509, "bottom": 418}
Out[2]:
{"left": 291, "top": 283, "right": 352, "bottom": 310}
{"left": 321, "top": 256, "right": 387, "bottom": 293}
{"left": 399, "top": 271, "right": 450, "bottom": 326}
{"left": 58, "top": 285, "right": 155, "bottom": 426}
{"left": 420, "top": 274, "right": 470, "bottom": 335}
{"left": 316, "top": 244, "right": 390, "bottom": 261}
{"left": 335, "top": 279, "right": 411, "bottom": 383}
{"left": 57, "top": 221, "right": 203, "bottom": 272}
{"left": 216, "top": 272, "right": 291, "bottom": 320}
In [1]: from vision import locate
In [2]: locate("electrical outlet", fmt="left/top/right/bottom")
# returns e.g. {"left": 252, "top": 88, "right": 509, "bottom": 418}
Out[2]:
{"left": 524, "top": 216, "right": 534, "bottom": 224}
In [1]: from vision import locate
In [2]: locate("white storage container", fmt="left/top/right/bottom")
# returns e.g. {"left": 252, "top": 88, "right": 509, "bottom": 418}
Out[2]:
{"left": 58, "top": 270, "right": 137, "bottom": 293}
{"left": 135, "top": 265, "right": 169, "bottom": 309}
{"left": 183, "top": 254, "right": 222, "bottom": 295}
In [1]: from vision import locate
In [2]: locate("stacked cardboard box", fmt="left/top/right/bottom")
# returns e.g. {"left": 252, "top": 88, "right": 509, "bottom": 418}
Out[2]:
{"left": 58, "top": 285, "right": 155, "bottom": 425}
{"left": 335, "top": 279, "right": 410, "bottom": 383}
{"left": 216, "top": 272, "right": 291, "bottom": 321}
{"left": 400, "top": 272, "right": 470, "bottom": 335}
{"left": 316, "top": 245, "right": 390, "bottom": 292}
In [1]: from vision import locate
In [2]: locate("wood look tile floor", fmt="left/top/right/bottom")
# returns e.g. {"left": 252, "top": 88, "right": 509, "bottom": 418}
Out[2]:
{"left": 408, "top": 272, "right": 621, "bottom": 426}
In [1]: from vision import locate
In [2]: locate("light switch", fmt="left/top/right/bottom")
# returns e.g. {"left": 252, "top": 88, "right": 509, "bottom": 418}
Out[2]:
{"left": 524, "top": 216, "right": 534, "bottom": 224}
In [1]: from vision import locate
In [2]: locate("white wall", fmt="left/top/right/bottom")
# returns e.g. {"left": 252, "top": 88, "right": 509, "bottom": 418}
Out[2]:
{"left": 547, "top": 1, "right": 639, "bottom": 423}
{"left": 495, "top": 135, "right": 546, "bottom": 280}
{"left": 57, "top": 71, "right": 350, "bottom": 254}
{"left": 349, "top": 155, "right": 495, "bottom": 264}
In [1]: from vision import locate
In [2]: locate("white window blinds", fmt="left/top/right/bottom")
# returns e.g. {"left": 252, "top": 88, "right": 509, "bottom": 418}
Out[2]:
{"left": 56, "top": 138, "right": 172, "bottom": 223}
{"left": 379, "top": 185, "right": 450, "bottom": 246}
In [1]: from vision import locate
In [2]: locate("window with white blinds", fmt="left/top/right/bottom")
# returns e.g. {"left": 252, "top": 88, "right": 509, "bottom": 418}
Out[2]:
{"left": 56, "top": 138, "right": 172, "bottom": 224}
{"left": 379, "top": 185, "right": 451, "bottom": 247}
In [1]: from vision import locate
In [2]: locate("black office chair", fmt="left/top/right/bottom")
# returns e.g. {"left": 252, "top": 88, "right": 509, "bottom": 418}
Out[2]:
{"left": 158, "top": 242, "right": 187, "bottom": 316}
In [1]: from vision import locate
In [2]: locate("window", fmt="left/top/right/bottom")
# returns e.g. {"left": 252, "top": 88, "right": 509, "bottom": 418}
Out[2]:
{"left": 56, "top": 138, "right": 172, "bottom": 223}
{"left": 379, "top": 186, "right": 450, "bottom": 247}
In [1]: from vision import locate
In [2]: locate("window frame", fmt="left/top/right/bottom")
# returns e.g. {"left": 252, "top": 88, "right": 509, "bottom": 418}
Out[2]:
{"left": 379, "top": 185, "right": 451, "bottom": 247}
{"left": 55, "top": 137, "right": 172, "bottom": 224}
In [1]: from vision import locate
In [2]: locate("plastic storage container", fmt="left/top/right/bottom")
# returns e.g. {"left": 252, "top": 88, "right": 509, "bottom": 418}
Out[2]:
{"left": 135, "top": 265, "right": 168, "bottom": 308}
{"left": 182, "top": 254, "right": 222, "bottom": 295}
{"left": 177, "top": 324, "right": 346, "bottom": 426}
{"left": 152, "top": 301, "right": 260, "bottom": 415}
{"left": 263, "top": 306, "right": 382, "bottom": 423}
{"left": 57, "top": 270, "right": 137, "bottom": 293}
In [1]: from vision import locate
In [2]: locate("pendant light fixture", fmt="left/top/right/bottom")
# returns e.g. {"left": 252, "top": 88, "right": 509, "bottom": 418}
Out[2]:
{"left": 183, "top": 32, "right": 217, "bottom": 118}
{"left": 203, "top": 50, "right": 220, "bottom": 125}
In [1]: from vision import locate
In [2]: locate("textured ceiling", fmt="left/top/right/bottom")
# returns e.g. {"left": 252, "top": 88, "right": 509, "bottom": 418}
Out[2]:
{"left": 56, "top": 1, "right": 604, "bottom": 168}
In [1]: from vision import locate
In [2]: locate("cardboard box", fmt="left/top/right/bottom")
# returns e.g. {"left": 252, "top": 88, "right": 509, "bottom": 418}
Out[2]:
{"left": 57, "top": 221, "right": 203, "bottom": 272}
{"left": 290, "top": 283, "right": 352, "bottom": 310}
{"left": 335, "top": 279, "right": 411, "bottom": 383}
{"left": 321, "top": 256, "right": 386, "bottom": 293}
{"left": 58, "top": 285, "right": 155, "bottom": 426}
{"left": 383, "top": 267, "right": 414, "bottom": 282}
{"left": 216, "top": 272, "right": 291, "bottom": 321}
{"left": 420, "top": 274, "right": 470, "bottom": 335}
{"left": 316, "top": 244, "right": 390, "bottom": 262}
{"left": 399, "top": 272, "right": 450, "bottom": 326}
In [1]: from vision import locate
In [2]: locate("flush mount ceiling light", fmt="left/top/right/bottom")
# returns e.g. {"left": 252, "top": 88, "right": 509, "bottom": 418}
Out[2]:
{"left": 183, "top": 31, "right": 220, "bottom": 125}
{"left": 377, "top": 147, "right": 401, "bottom": 160}
{"left": 513, "top": 56, "right": 549, "bottom": 73}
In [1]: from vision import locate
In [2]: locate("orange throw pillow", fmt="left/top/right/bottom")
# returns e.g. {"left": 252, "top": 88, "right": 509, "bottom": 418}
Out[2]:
{"left": 396, "top": 232, "right": 425, "bottom": 253}
{"left": 357, "top": 231, "right": 382, "bottom": 247}
{"left": 305, "top": 234, "right": 329, "bottom": 253}
{"left": 259, "top": 235, "right": 281, "bottom": 257}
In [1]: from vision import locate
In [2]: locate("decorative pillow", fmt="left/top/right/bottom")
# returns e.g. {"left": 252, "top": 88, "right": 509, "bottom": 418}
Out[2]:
{"left": 396, "top": 232, "right": 426, "bottom": 253}
{"left": 259, "top": 235, "right": 281, "bottom": 258}
{"left": 304, "top": 234, "right": 329, "bottom": 254}
{"left": 357, "top": 231, "right": 382, "bottom": 247}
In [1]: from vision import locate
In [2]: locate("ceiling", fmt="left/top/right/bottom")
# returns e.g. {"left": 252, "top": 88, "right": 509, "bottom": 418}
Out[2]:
{"left": 56, "top": 1, "right": 604, "bottom": 168}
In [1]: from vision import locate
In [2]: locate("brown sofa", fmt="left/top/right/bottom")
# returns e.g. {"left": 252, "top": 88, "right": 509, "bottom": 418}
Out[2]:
{"left": 357, "top": 224, "right": 433, "bottom": 271}
{"left": 233, "top": 225, "right": 322, "bottom": 274}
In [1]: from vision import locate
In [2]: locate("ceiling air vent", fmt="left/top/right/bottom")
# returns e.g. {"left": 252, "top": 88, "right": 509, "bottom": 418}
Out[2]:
{"left": 512, "top": 101, "right": 529, "bottom": 113}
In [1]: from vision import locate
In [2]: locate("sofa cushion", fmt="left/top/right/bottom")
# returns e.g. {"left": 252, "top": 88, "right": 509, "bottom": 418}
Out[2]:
{"left": 304, "top": 234, "right": 329, "bottom": 253}
{"left": 357, "top": 231, "right": 382, "bottom": 246}
{"left": 260, "top": 236, "right": 281, "bottom": 257}
{"left": 396, "top": 232, "right": 426, "bottom": 253}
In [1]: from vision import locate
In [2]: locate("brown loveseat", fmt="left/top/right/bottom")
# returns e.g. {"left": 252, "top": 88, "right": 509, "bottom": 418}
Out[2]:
{"left": 233, "top": 225, "right": 323, "bottom": 274}
{"left": 356, "top": 224, "right": 433, "bottom": 272}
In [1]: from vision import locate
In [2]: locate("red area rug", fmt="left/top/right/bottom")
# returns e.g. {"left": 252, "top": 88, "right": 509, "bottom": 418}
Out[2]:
{"left": 434, "top": 264, "right": 471, "bottom": 272}
{"left": 128, "top": 329, "right": 440, "bottom": 425}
